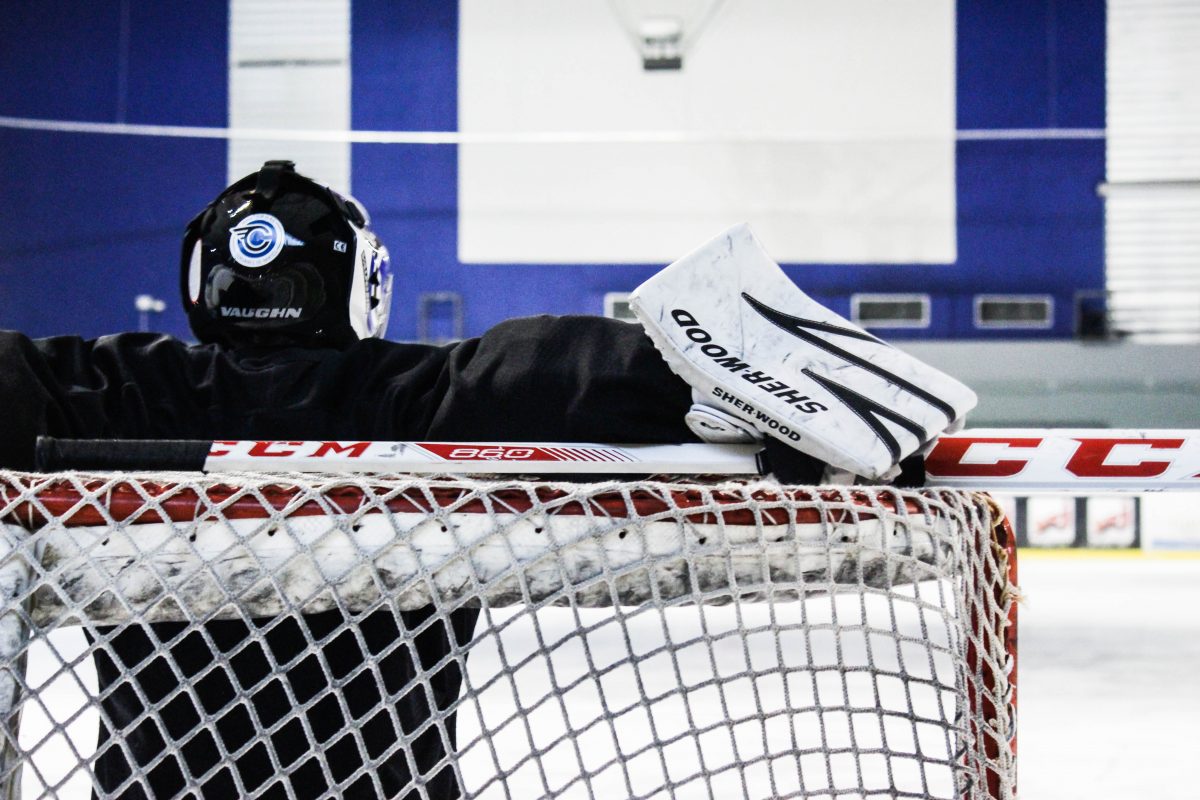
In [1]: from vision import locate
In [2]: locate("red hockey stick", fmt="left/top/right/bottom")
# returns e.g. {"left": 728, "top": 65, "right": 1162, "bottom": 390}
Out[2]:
{"left": 33, "top": 430, "right": 1200, "bottom": 491}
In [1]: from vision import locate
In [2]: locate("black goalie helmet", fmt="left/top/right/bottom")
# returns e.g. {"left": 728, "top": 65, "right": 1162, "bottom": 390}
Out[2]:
{"left": 182, "top": 160, "right": 392, "bottom": 348}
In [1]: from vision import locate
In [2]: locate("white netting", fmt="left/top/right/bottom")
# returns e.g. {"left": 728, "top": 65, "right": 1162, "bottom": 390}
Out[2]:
{"left": 0, "top": 471, "right": 1016, "bottom": 799}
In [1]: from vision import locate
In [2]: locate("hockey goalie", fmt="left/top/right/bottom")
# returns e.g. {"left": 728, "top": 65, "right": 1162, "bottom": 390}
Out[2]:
{"left": 0, "top": 161, "right": 974, "bottom": 799}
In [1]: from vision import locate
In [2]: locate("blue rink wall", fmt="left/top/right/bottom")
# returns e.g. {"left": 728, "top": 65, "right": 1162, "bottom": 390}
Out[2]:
{"left": 0, "top": 1, "right": 1104, "bottom": 342}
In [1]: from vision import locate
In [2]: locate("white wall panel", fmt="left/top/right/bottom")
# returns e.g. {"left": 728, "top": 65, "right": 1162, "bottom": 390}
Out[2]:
{"left": 228, "top": 0, "right": 350, "bottom": 192}
{"left": 459, "top": 0, "right": 955, "bottom": 264}
{"left": 1106, "top": 0, "right": 1200, "bottom": 342}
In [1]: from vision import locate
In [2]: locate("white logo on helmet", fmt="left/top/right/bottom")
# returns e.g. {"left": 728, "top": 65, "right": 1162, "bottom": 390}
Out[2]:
{"left": 229, "top": 213, "right": 287, "bottom": 267}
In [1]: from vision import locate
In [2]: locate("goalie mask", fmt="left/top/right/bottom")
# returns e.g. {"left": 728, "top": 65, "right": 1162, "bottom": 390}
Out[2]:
{"left": 182, "top": 160, "right": 392, "bottom": 348}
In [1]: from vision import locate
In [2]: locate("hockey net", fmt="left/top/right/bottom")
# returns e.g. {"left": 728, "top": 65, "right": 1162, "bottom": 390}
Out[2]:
{"left": 0, "top": 471, "right": 1016, "bottom": 799}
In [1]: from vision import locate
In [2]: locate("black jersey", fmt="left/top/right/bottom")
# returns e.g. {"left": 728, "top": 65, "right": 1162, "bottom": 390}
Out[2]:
{"left": 0, "top": 314, "right": 694, "bottom": 468}
{"left": 0, "top": 315, "right": 694, "bottom": 800}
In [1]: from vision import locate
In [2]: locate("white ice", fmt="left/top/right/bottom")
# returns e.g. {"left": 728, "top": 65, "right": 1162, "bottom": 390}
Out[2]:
{"left": 456, "top": 587, "right": 964, "bottom": 800}
{"left": 1014, "top": 556, "right": 1200, "bottom": 800}
{"left": 14, "top": 556, "right": 1200, "bottom": 799}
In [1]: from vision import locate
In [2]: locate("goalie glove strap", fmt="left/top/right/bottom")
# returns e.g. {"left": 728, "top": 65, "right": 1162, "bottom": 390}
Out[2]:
{"left": 685, "top": 401, "right": 762, "bottom": 445}
{"left": 762, "top": 446, "right": 924, "bottom": 488}
{"left": 760, "top": 438, "right": 826, "bottom": 485}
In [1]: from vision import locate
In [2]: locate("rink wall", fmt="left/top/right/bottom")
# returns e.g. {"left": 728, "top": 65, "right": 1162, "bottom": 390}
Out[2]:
{"left": 994, "top": 493, "right": 1199, "bottom": 552}
{"left": 904, "top": 341, "right": 1200, "bottom": 430}
{"left": 0, "top": 1, "right": 1104, "bottom": 343}
{"left": 910, "top": 339, "right": 1200, "bottom": 552}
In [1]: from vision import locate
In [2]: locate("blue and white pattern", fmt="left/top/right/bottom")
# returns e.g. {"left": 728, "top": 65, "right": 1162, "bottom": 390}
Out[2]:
{"left": 229, "top": 213, "right": 287, "bottom": 268}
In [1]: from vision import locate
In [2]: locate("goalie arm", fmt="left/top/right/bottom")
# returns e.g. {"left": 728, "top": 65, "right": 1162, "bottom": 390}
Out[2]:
{"left": 0, "top": 316, "right": 700, "bottom": 472}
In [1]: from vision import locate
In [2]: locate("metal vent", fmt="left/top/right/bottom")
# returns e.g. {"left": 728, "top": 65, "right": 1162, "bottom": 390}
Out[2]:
{"left": 418, "top": 292, "right": 464, "bottom": 343}
{"left": 975, "top": 295, "right": 1053, "bottom": 329}
{"left": 604, "top": 292, "right": 638, "bottom": 322}
{"left": 850, "top": 294, "right": 930, "bottom": 328}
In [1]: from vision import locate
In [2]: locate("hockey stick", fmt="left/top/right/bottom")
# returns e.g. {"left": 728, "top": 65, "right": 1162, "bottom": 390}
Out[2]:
{"left": 33, "top": 431, "right": 1200, "bottom": 491}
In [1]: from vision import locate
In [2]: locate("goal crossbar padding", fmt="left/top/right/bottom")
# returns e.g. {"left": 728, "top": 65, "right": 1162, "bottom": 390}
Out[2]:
{"left": 3, "top": 473, "right": 974, "bottom": 625}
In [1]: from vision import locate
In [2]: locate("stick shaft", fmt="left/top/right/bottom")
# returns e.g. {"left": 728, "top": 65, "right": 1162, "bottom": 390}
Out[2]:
{"left": 34, "top": 437, "right": 764, "bottom": 476}
{"left": 33, "top": 431, "right": 1200, "bottom": 491}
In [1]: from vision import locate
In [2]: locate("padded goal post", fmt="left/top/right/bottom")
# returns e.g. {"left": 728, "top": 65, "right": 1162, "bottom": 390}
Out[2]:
{"left": 0, "top": 470, "right": 1016, "bottom": 799}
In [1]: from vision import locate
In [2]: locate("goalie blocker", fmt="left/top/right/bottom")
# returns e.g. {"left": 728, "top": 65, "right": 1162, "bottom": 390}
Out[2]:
{"left": 630, "top": 223, "right": 976, "bottom": 480}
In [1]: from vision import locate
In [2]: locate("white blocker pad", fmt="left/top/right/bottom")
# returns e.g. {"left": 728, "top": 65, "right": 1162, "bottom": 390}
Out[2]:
{"left": 630, "top": 224, "right": 977, "bottom": 479}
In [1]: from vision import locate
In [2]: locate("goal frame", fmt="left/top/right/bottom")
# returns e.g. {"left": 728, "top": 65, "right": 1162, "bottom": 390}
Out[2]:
{"left": 0, "top": 470, "right": 1017, "bottom": 799}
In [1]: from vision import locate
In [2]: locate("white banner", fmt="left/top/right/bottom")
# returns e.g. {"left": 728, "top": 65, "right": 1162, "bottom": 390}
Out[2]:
{"left": 1086, "top": 497, "right": 1139, "bottom": 548}
{"left": 1026, "top": 497, "right": 1077, "bottom": 547}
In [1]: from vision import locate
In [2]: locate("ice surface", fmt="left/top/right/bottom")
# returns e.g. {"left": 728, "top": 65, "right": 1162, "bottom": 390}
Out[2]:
{"left": 1015, "top": 556, "right": 1200, "bottom": 800}
{"left": 14, "top": 557, "right": 1199, "bottom": 799}
{"left": 457, "top": 588, "right": 963, "bottom": 799}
